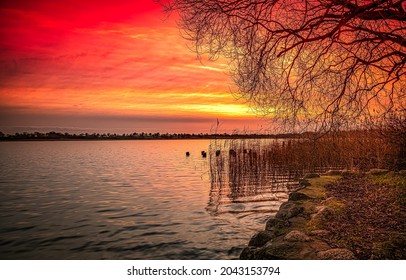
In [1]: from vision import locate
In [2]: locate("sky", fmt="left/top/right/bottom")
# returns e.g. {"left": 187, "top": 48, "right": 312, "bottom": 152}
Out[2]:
{"left": 0, "top": 0, "right": 265, "bottom": 134}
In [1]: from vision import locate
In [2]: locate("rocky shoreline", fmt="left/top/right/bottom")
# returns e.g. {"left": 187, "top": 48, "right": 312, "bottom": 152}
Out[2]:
{"left": 240, "top": 174, "right": 357, "bottom": 260}
{"left": 240, "top": 170, "right": 406, "bottom": 260}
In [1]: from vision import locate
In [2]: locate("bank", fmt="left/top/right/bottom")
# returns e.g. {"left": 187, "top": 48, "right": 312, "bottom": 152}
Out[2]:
{"left": 240, "top": 171, "right": 406, "bottom": 260}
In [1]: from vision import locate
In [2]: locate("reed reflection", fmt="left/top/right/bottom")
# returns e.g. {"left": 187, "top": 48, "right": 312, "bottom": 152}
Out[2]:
{"left": 207, "top": 139, "right": 302, "bottom": 216}
{"left": 206, "top": 132, "right": 398, "bottom": 216}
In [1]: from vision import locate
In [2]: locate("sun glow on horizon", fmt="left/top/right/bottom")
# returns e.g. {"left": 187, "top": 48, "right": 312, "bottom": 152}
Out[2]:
{"left": 0, "top": 0, "right": 264, "bottom": 133}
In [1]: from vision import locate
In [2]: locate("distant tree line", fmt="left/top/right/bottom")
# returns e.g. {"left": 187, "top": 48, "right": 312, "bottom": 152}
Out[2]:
{"left": 0, "top": 131, "right": 303, "bottom": 141}
{"left": 1, "top": 127, "right": 404, "bottom": 168}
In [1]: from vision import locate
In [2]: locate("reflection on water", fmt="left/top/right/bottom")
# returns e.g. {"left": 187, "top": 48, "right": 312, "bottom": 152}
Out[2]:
{"left": 207, "top": 139, "right": 300, "bottom": 219}
{"left": 0, "top": 140, "right": 298, "bottom": 260}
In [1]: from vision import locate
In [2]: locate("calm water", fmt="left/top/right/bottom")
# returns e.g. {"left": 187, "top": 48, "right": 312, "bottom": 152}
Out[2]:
{"left": 0, "top": 140, "right": 295, "bottom": 259}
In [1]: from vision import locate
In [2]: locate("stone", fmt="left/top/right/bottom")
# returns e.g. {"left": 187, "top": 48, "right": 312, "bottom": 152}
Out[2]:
{"left": 311, "top": 206, "right": 334, "bottom": 220}
{"left": 275, "top": 202, "right": 304, "bottom": 220}
{"left": 239, "top": 247, "right": 259, "bottom": 260}
{"left": 283, "top": 230, "right": 311, "bottom": 242}
{"left": 304, "top": 173, "right": 320, "bottom": 179}
{"left": 368, "top": 168, "right": 390, "bottom": 175}
{"left": 265, "top": 218, "right": 290, "bottom": 231}
{"left": 325, "top": 170, "right": 342, "bottom": 176}
{"left": 309, "top": 230, "right": 330, "bottom": 237}
{"left": 289, "top": 192, "right": 311, "bottom": 201}
{"left": 261, "top": 241, "right": 300, "bottom": 259}
{"left": 298, "top": 179, "right": 311, "bottom": 186}
{"left": 317, "top": 248, "right": 356, "bottom": 260}
{"left": 341, "top": 170, "right": 359, "bottom": 177}
{"left": 308, "top": 206, "right": 335, "bottom": 230}
{"left": 309, "top": 239, "right": 333, "bottom": 252}
{"left": 260, "top": 240, "right": 322, "bottom": 260}
{"left": 248, "top": 230, "right": 276, "bottom": 247}
{"left": 323, "top": 197, "right": 336, "bottom": 204}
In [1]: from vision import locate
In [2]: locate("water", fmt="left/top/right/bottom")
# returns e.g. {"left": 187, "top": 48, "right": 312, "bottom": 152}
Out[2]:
{"left": 0, "top": 140, "right": 296, "bottom": 259}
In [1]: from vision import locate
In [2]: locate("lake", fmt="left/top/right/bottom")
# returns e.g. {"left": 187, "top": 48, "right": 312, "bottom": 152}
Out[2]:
{"left": 0, "top": 140, "right": 297, "bottom": 259}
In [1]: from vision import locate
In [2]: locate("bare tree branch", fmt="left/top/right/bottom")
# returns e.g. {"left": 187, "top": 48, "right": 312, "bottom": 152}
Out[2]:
{"left": 159, "top": 0, "right": 406, "bottom": 131}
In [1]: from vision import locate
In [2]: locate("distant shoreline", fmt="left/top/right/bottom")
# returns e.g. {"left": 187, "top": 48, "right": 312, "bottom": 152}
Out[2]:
{"left": 0, "top": 132, "right": 302, "bottom": 141}
{"left": 0, "top": 129, "right": 385, "bottom": 142}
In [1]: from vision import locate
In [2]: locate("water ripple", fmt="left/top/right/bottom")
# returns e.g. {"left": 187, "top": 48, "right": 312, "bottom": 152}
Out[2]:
{"left": 0, "top": 140, "right": 294, "bottom": 259}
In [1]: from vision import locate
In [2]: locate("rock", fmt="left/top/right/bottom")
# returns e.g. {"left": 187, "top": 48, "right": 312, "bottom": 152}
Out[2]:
{"left": 239, "top": 247, "right": 259, "bottom": 259}
{"left": 341, "top": 170, "right": 359, "bottom": 177}
{"left": 325, "top": 170, "right": 342, "bottom": 176}
{"left": 309, "top": 230, "right": 330, "bottom": 237}
{"left": 260, "top": 242, "right": 299, "bottom": 259}
{"left": 298, "top": 179, "right": 311, "bottom": 186}
{"left": 275, "top": 202, "right": 304, "bottom": 220}
{"left": 368, "top": 168, "right": 390, "bottom": 175}
{"left": 304, "top": 173, "right": 320, "bottom": 179}
{"left": 259, "top": 240, "right": 325, "bottom": 260}
{"left": 309, "top": 239, "right": 333, "bottom": 252}
{"left": 311, "top": 206, "right": 334, "bottom": 220}
{"left": 228, "top": 246, "right": 243, "bottom": 257}
{"left": 289, "top": 192, "right": 311, "bottom": 201}
{"left": 265, "top": 218, "right": 290, "bottom": 231}
{"left": 283, "top": 230, "right": 311, "bottom": 242}
{"left": 308, "top": 206, "right": 335, "bottom": 230}
{"left": 240, "top": 244, "right": 287, "bottom": 260}
{"left": 323, "top": 197, "right": 336, "bottom": 204}
{"left": 314, "top": 205, "right": 325, "bottom": 212}
{"left": 248, "top": 231, "right": 275, "bottom": 247}
{"left": 317, "top": 248, "right": 356, "bottom": 260}
{"left": 323, "top": 197, "right": 345, "bottom": 210}
{"left": 286, "top": 215, "right": 308, "bottom": 227}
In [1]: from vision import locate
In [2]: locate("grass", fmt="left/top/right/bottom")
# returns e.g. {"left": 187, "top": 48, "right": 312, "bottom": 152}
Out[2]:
{"left": 369, "top": 171, "right": 406, "bottom": 225}
{"left": 300, "top": 176, "right": 341, "bottom": 199}
{"left": 322, "top": 172, "right": 406, "bottom": 259}
{"left": 368, "top": 171, "right": 406, "bottom": 188}
{"left": 284, "top": 175, "right": 342, "bottom": 231}
{"left": 300, "top": 173, "right": 405, "bottom": 259}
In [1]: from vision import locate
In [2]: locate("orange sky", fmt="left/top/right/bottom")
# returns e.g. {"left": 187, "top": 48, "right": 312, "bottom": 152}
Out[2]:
{"left": 0, "top": 0, "right": 264, "bottom": 134}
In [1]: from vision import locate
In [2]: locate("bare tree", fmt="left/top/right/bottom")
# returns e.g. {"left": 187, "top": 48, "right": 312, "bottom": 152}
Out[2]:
{"left": 160, "top": 0, "right": 406, "bottom": 131}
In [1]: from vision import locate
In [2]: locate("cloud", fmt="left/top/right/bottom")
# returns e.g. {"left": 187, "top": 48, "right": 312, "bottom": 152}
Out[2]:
{"left": 0, "top": 105, "right": 261, "bottom": 134}
{"left": 0, "top": 0, "right": 263, "bottom": 133}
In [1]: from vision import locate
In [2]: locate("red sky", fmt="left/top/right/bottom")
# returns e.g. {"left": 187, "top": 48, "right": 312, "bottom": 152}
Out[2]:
{"left": 0, "top": 0, "right": 264, "bottom": 134}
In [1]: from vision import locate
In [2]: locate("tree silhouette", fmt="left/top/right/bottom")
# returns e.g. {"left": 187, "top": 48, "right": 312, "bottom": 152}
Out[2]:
{"left": 161, "top": 0, "right": 405, "bottom": 131}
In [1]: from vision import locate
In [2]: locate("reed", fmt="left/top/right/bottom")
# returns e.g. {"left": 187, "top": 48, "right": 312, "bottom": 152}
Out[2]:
{"left": 207, "top": 130, "right": 401, "bottom": 206}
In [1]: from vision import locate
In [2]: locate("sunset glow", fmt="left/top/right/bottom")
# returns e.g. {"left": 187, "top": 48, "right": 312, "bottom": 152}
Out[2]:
{"left": 0, "top": 0, "right": 262, "bottom": 134}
